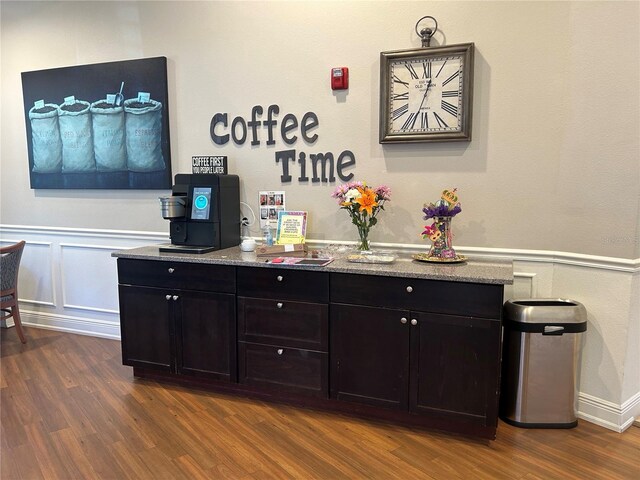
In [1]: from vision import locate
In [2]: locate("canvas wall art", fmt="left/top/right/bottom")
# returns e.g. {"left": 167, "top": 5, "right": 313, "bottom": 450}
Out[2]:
{"left": 21, "top": 56, "right": 172, "bottom": 189}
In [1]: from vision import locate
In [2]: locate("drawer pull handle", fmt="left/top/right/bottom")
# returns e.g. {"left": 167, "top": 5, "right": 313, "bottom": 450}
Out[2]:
{"left": 168, "top": 268, "right": 175, "bottom": 273}
{"left": 172, "top": 295, "right": 179, "bottom": 301}
{"left": 411, "top": 319, "right": 418, "bottom": 326}
{"left": 276, "top": 275, "right": 283, "bottom": 282}
{"left": 277, "top": 348, "right": 284, "bottom": 355}
{"left": 165, "top": 294, "right": 171, "bottom": 300}
{"left": 400, "top": 317, "right": 407, "bottom": 324}
{"left": 406, "top": 286, "right": 413, "bottom": 293}
{"left": 276, "top": 302, "right": 283, "bottom": 309}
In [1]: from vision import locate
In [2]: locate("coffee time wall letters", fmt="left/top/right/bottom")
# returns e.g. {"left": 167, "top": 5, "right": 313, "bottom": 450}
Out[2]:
{"left": 210, "top": 104, "right": 356, "bottom": 183}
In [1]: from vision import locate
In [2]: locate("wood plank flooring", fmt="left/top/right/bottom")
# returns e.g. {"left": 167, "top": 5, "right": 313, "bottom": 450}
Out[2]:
{"left": 1, "top": 327, "right": 639, "bottom": 479}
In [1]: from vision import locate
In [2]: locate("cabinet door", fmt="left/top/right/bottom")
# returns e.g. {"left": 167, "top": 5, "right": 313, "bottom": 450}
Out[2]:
{"left": 175, "top": 290, "right": 236, "bottom": 382}
{"left": 118, "top": 285, "right": 174, "bottom": 372}
{"left": 410, "top": 312, "right": 501, "bottom": 426}
{"left": 330, "top": 304, "right": 410, "bottom": 410}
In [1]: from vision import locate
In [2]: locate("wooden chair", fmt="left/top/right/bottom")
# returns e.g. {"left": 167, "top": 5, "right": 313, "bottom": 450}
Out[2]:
{"left": 1, "top": 241, "right": 26, "bottom": 343}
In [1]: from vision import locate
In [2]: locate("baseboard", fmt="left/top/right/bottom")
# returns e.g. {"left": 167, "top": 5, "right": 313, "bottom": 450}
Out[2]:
{"left": 578, "top": 392, "right": 640, "bottom": 432}
{"left": 20, "top": 310, "right": 120, "bottom": 340}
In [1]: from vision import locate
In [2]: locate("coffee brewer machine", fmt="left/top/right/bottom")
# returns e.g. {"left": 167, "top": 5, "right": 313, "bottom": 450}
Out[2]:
{"left": 159, "top": 174, "right": 240, "bottom": 253}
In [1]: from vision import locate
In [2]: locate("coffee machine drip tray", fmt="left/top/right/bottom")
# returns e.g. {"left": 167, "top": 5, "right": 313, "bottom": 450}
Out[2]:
{"left": 159, "top": 244, "right": 217, "bottom": 254}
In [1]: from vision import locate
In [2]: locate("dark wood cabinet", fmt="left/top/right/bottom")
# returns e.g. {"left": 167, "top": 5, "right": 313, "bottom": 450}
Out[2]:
{"left": 330, "top": 273, "right": 503, "bottom": 430}
{"left": 115, "top": 253, "right": 509, "bottom": 439}
{"left": 330, "top": 304, "right": 410, "bottom": 409}
{"left": 175, "top": 290, "right": 236, "bottom": 381}
{"left": 117, "top": 259, "right": 236, "bottom": 382}
{"left": 119, "top": 284, "right": 174, "bottom": 371}
{"left": 409, "top": 312, "right": 501, "bottom": 425}
{"left": 237, "top": 267, "right": 329, "bottom": 397}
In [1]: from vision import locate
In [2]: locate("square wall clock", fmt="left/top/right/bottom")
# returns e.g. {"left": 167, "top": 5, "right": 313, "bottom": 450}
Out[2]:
{"left": 379, "top": 43, "right": 474, "bottom": 143}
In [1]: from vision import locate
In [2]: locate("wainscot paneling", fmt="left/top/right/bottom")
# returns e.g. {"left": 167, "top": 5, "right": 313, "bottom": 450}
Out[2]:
{"left": 60, "top": 243, "right": 122, "bottom": 313}
{"left": 0, "top": 239, "right": 55, "bottom": 308}
{"left": 1, "top": 225, "right": 638, "bottom": 433}
{"left": 0, "top": 225, "right": 168, "bottom": 339}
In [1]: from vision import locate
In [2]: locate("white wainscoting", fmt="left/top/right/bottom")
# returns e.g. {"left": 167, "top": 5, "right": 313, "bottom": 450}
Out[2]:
{"left": 1, "top": 224, "right": 638, "bottom": 433}
{"left": 0, "top": 225, "right": 168, "bottom": 339}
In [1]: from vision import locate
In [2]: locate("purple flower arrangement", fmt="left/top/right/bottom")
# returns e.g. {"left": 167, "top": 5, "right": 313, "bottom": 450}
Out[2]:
{"left": 422, "top": 202, "right": 462, "bottom": 219}
{"left": 422, "top": 188, "right": 462, "bottom": 219}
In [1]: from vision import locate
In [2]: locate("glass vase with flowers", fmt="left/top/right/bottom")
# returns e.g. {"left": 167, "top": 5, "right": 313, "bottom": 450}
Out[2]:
{"left": 331, "top": 181, "right": 391, "bottom": 251}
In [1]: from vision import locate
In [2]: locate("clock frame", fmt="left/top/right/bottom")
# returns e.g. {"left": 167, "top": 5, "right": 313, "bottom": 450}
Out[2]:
{"left": 379, "top": 43, "right": 474, "bottom": 144}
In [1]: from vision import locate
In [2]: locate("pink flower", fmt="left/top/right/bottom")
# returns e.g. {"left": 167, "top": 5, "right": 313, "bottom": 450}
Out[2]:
{"left": 374, "top": 185, "right": 391, "bottom": 201}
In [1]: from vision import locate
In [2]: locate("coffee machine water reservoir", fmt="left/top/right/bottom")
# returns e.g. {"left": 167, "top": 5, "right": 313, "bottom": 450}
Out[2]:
{"left": 159, "top": 174, "right": 240, "bottom": 253}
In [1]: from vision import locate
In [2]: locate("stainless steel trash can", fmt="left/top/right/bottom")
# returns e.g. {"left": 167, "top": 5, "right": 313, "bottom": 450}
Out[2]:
{"left": 499, "top": 299, "right": 587, "bottom": 428}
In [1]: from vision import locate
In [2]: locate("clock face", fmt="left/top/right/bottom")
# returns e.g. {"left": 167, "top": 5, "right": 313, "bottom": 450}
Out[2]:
{"left": 388, "top": 54, "right": 464, "bottom": 134}
{"left": 379, "top": 43, "right": 473, "bottom": 143}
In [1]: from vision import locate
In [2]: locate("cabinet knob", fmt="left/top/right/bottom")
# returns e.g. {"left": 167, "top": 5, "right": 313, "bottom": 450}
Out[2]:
{"left": 406, "top": 286, "right": 413, "bottom": 293}
{"left": 411, "top": 319, "right": 418, "bottom": 326}
{"left": 168, "top": 268, "right": 175, "bottom": 273}
{"left": 400, "top": 317, "right": 407, "bottom": 324}
{"left": 277, "top": 348, "right": 284, "bottom": 355}
{"left": 276, "top": 302, "right": 283, "bottom": 309}
{"left": 276, "top": 275, "right": 283, "bottom": 282}
{"left": 165, "top": 294, "right": 171, "bottom": 300}
{"left": 172, "top": 295, "right": 179, "bottom": 301}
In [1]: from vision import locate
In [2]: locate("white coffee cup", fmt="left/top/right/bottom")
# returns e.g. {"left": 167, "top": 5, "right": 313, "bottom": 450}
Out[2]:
{"left": 240, "top": 238, "right": 256, "bottom": 252}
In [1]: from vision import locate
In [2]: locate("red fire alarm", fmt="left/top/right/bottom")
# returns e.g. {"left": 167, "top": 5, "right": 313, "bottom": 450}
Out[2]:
{"left": 331, "top": 67, "right": 349, "bottom": 90}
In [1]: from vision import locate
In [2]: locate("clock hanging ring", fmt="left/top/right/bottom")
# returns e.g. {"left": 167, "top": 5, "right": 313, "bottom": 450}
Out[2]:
{"left": 379, "top": 16, "right": 474, "bottom": 143}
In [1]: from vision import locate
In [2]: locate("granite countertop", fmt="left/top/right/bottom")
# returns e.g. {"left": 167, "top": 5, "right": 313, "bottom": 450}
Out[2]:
{"left": 112, "top": 245, "right": 513, "bottom": 285}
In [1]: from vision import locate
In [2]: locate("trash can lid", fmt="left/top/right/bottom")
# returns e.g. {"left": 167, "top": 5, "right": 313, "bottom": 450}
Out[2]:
{"left": 504, "top": 298, "right": 587, "bottom": 324}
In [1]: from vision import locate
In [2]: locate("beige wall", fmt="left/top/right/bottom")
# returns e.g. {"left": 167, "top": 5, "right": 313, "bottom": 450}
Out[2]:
{"left": 1, "top": 0, "right": 639, "bottom": 258}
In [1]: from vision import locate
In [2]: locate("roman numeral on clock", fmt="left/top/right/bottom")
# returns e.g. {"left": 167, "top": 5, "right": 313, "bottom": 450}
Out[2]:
{"left": 441, "top": 100, "right": 458, "bottom": 117}
{"left": 401, "top": 112, "right": 419, "bottom": 130}
{"left": 391, "top": 103, "right": 409, "bottom": 121}
{"left": 391, "top": 92, "right": 409, "bottom": 101}
{"left": 392, "top": 74, "right": 409, "bottom": 87}
{"left": 405, "top": 63, "right": 418, "bottom": 79}
{"left": 433, "top": 112, "right": 448, "bottom": 128}
{"left": 423, "top": 61, "right": 432, "bottom": 79}
{"left": 442, "top": 90, "right": 459, "bottom": 98}
{"left": 442, "top": 70, "right": 460, "bottom": 87}
{"left": 421, "top": 112, "right": 428, "bottom": 129}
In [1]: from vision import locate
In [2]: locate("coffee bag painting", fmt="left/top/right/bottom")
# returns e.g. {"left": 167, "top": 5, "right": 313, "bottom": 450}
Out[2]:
{"left": 21, "top": 57, "right": 171, "bottom": 189}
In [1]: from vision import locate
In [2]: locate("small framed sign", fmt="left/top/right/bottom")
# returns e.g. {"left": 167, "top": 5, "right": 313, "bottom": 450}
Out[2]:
{"left": 191, "top": 155, "right": 227, "bottom": 174}
{"left": 275, "top": 211, "right": 307, "bottom": 245}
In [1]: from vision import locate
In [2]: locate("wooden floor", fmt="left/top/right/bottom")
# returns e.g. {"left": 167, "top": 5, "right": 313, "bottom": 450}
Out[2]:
{"left": 1, "top": 327, "right": 639, "bottom": 480}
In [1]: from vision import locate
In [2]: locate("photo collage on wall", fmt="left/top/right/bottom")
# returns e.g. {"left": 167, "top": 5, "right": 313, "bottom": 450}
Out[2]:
{"left": 259, "top": 191, "right": 285, "bottom": 230}
{"left": 21, "top": 56, "right": 172, "bottom": 189}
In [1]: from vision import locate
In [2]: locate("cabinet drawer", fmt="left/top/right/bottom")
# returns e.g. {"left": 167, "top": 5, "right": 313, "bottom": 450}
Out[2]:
{"left": 237, "top": 267, "right": 329, "bottom": 302}
{"left": 238, "top": 297, "right": 328, "bottom": 351}
{"left": 330, "top": 273, "right": 503, "bottom": 319}
{"left": 118, "top": 258, "right": 235, "bottom": 293}
{"left": 238, "top": 342, "right": 328, "bottom": 397}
